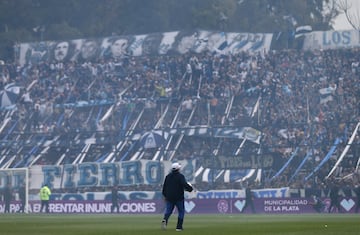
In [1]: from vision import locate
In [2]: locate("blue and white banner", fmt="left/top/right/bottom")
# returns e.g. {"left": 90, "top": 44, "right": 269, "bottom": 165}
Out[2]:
{"left": 17, "top": 29, "right": 360, "bottom": 66}
{"left": 18, "top": 30, "right": 273, "bottom": 66}
{"left": 132, "top": 126, "right": 262, "bottom": 144}
{"left": 0, "top": 160, "right": 196, "bottom": 190}
{"left": 303, "top": 30, "right": 360, "bottom": 50}
{"left": 198, "top": 153, "right": 274, "bottom": 169}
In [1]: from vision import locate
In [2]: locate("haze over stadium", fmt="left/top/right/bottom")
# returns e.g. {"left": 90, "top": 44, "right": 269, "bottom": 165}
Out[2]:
{"left": 333, "top": 0, "right": 360, "bottom": 30}
{"left": 0, "top": 1, "right": 359, "bottom": 222}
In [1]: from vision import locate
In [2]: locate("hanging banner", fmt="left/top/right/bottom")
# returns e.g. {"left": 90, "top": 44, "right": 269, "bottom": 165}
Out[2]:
{"left": 303, "top": 30, "right": 360, "bottom": 50}
{"left": 18, "top": 30, "right": 273, "bottom": 66}
{"left": 0, "top": 160, "right": 196, "bottom": 190}
{"left": 198, "top": 154, "right": 275, "bottom": 169}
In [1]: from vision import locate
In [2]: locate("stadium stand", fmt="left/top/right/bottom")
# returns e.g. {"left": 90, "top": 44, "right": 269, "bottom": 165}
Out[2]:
{"left": 0, "top": 30, "right": 359, "bottom": 195}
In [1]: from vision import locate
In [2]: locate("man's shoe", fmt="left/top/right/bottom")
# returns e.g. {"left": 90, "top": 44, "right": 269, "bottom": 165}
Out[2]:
{"left": 176, "top": 228, "right": 183, "bottom": 232}
{"left": 161, "top": 220, "right": 167, "bottom": 230}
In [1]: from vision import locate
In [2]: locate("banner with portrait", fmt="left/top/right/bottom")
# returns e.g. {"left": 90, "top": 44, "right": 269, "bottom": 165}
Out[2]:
{"left": 18, "top": 30, "right": 273, "bottom": 66}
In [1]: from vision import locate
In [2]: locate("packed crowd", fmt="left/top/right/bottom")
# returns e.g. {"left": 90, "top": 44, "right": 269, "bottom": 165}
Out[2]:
{"left": 0, "top": 46, "right": 359, "bottom": 192}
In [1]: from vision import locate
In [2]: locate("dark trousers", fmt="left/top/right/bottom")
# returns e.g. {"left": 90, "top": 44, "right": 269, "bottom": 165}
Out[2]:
{"left": 111, "top": 201, "right": 120, "bottom": 213}
{"left": 163, "top": 200, "right": 185, "bottom": 229}
{"left": 328, "top": 199, "right": 341, "bottom": 213}
{"left": 19, "top": 199, "right": 25, "bottom": 213}
{"left": 40, "top": 200, "right": 49, "bottom": 213}
{"left": 355, "top": 199, "right": 360, "bottom": 213}
{"left": 164, "top": 200, "right": 185, "bottom": 220}
{"left": 242, "top": 199, "right": 256, "bottom": 213}
{"left": 4, "top": 200, "right": 11, "bottom": 213}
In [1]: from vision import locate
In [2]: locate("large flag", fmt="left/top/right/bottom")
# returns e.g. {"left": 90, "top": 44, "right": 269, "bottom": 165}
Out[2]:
{"left": 251, "top": 96, "right": 260, "bottom": 118}
{"left": 295, "top": 25, "right": 312, "bottom": 38}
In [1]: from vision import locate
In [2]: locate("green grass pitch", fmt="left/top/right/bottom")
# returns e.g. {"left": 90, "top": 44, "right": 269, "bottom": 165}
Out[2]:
{"left": 0, "top": 214, "right": 358, "bottom": 235}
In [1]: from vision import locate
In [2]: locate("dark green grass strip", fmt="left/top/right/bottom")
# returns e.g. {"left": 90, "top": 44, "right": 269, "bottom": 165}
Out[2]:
{"left": 0, "top": 214, "right": 358, "bottom": 235}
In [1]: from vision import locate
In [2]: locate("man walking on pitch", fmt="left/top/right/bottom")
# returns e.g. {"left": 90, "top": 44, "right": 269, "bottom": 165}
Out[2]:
{"left": 161, "top": 162, "right": 193, "bottom": 231}
{"left": 39, "top": 184, "right": 51, "bottom": 213}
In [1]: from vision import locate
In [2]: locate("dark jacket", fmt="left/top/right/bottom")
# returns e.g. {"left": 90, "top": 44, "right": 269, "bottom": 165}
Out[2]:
{"left": 329, "top": 185, "right": 339, "bottom": 200}
{"left": 245, "top": 187, "right": 253, "bottom": 201}
{"left": 18, "top": 186, "right": 26, "bottom": 202}
{"left": 355, "top": 186, "right": 360, "bottom": 200}
{"left": 111, "top": 187, "right": 119, "bottom": 203}
{"left": 162, "top": 170, "right": 193, "bottom": 203}
{"left": 3, "top": 185, "right": 12, "bottom": 202}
